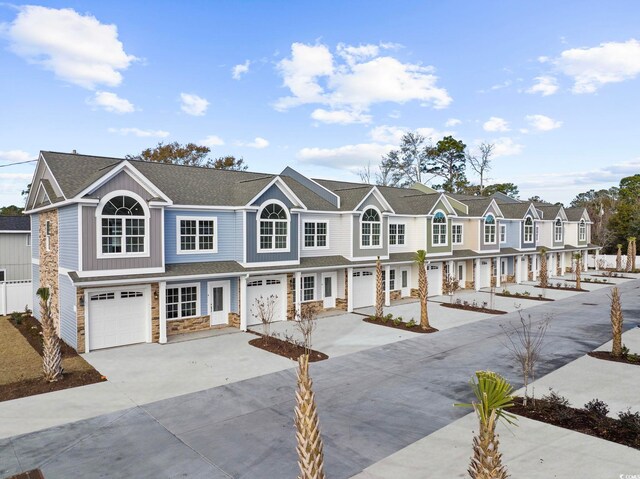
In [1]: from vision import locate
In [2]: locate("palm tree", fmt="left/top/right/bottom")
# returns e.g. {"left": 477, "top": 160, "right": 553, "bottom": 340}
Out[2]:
{"left": 574, "top": 253, "right": 582, "bottom": 290}
{"left": 616, "top": 244, "right": 623, "bottom": 272}
{"left": 295, "top": 353, "right": 326, "bottom": 479}
{"left": 37, "top": 287, "right": 63, "bottom": 382}
{"left": 626, "top": 239, "right": 633, "bottom": 272}
{"left": 610, "top": 287, "right": 623, "bottom": 358}
{"left": 456, "top": 371, "right": 517, "bottom": 479}
{"left": 631, "top": 237, "right": 637, "bottom": 272}
{"left": 414, "top": 250, "right": 431, "bottom": 330}
{"left": 538, "top": 248, "right": 548, "bottom": 289}
{"left": 375, "top": 256, "right": 384, "bottom": 319}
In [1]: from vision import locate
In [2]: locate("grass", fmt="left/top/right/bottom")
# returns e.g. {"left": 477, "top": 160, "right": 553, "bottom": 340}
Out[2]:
{"left": 0, "top": 317, "right": 43, "bottom": 385}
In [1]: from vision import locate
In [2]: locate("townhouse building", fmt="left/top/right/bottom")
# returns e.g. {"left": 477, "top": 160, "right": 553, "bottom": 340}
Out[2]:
{"left": 24, "top": 151, "right": 598, "bottom": 352}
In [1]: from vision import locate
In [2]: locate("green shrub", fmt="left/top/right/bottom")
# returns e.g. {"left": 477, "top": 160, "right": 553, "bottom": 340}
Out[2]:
{"left": 384, "top": 313, "right": 393, "bottom": 322}
{"left": 393, "top": 317, "right": 402, "bottom": 326}
{"left": 543, "top": 389, "right": 570, "bottom": 407}
{"left": 584, "top": 399, "right": 609, "bottom": 418}
{"left": 407, "top": 319, "right": 417, "bottom": 328}
{"left": 10, "top": 311, "right": 23, "bottom": 324}
{"left": 618, "top": 409, "right": 640, "bottom": 433}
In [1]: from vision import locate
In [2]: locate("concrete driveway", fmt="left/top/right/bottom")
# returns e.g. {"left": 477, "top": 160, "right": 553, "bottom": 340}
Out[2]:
{"left": 2, "top": 279, "right": 638, "bottom": 478}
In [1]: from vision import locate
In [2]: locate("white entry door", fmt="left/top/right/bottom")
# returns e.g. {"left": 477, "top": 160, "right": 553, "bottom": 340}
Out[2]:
{"left": 501, "top": 259, "right": 508, "bottom": 281}
{"left": 208, "top": 280, "right": 230, "bottom": 325}
{"left": 456, "top": 262, "right": 466, "bottom": 285}
{"left": 321, "top": 272, "right": 337, "bottom": 309}
{"left": 400, "top": 268, "right": 411, "bottom": 297}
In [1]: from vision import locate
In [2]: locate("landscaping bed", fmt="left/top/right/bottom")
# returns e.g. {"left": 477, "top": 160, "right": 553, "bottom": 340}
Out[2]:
{"left": 248, "top": 333, "right": 328, "bottom": 362}
{"left": 440, "top": 302, "right": 507, "bottom": 315}
{"left": 363, "top": 315, "right": 438, "bottom": 333}
{"left": 511, "top": 394, "right": 640, "bottom": 450}
{"left": 588, "top": 350, "right": 640, "bottom": 366}
{"left": 496, "top": 292, "right": 554, "bottom": 302}
{"left": 591, "top": 273, "right": 634, "bottom": 280}
{"left": 0, "top": 315, "right": 105, "bottom": 402}
{"left": 562, "top": 278, "right": 616, "bottom": 285}
{"left": 534, "top": 285, "right": 588, "bottom": 292}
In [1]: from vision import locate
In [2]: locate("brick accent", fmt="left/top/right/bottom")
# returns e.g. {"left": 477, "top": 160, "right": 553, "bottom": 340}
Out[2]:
{"left": 390, "top": 290, "right": 402, "bottom": 301}
{"left": 344, "top": 269, "right": 349, "bottom": 306}
{"left": 335, "top": 298, "right": 347, "bottom": 310}
{"left": 228, "top": 312, "right": 240, "bottom": 328}
{"left": 302, "top": 300, "right": 323, "bottom": 311}
{"left": 150, "top": 282, "right": 159, "bottom": 342}
{"left": 287, "top": 273, "right": 295, "bottom": 320}
{"left": 167, "top": 315, "right": 212, "bottom": 336}
{"left": 410, "top": 288, "right": 419, "bottom": 298}
{"left": 76, "top": 287, "right": 85, "bottom": 353}
{"left": 465, "top": 281, "right": 475, "bottom": 289}
{"left": 39, "top": 209, "right": 59, "bottom": 332}
{"left": 490, "top": 258, "right": 497, "bottom": 287}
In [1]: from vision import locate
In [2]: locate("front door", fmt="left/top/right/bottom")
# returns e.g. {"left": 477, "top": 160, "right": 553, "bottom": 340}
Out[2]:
{"left": 209, "top": 281, "right": 230, "bottom": 325}
{"left": 456, "top": 262, "right": 466, "bottom": 286}
{"left": 321, "top": 272, "right": 337, "bottom": 309}
{"left": 400, "top": 268, "right": 410, "bottom": 297}
{"left": 501, "top": 259, "right": 507, "bottom": 280}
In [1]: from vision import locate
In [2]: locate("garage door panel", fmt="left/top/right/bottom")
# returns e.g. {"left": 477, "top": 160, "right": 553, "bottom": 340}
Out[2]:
{"left": 352, "top": 269, "right": 375, "bottom": 309}
{"left": 89, "top": 289, "right": 148, "bottom": 350}
{"left": 246, "top": 276, "right": 286, "bottom": 326}
{"left": 427, "top": 264, "right": 442, "bottom": 296}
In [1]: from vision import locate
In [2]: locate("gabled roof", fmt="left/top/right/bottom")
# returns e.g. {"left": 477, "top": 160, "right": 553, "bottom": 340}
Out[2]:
{"left": 564, "top": 206, "right": 589, "bottom": 222}
{"left": 313, "top": 179, "right": 374, "bottom": 211}
{"left": 497, "top": 202, "right": 538, "bottom": 220}
{"left": 0, "top": 215, "right": 30, "bottom": 231}
{"left": 535, "top": 203, "right": 565, "bottom": 220}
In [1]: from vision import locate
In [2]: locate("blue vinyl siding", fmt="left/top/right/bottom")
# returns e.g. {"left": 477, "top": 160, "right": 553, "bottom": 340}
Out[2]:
{"left": 501, "top": 220, "right": 521, "bottom": 249}
{"left": 31, "top": 214, "right": 39, "bottom": 259}
{"left": 246, "top": 211, "right": 299, "bottom": 263}
{"left": 58, "top": 205, "right": 78, "bottom": 270}
{"left": 32, "top": 264, "right": 40, "bottom": 320}
{"left": 167, "top": 277, "right": 238, "bottom": 315}
{"left": 251, "top": 184, "right": 295, "bottom": 208}
{"left": 165, "top": 210, "right": 241, "bottom": 263}
{"left": 59, "top": 274, "right": 77, "bottom": 349}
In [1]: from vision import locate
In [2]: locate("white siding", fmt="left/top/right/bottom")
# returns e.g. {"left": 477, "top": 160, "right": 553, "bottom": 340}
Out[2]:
{"left": 299, "top": 213, "right": 350, "bottom": 258}
{"left": 388, "top": 217, "right": 425, "bottom": 253}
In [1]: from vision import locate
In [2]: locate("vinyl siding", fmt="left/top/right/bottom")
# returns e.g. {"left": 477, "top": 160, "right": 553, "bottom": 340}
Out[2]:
{"left": 59, "top": 273, "right": 77, "bottom": 349}
{"left": 246, "top": 211, "right": 299, "bottom": 263}
{"left": 388, "top": 217, "right": 423, "bottom": 253}
{"left": 88, "top": 171, "right": 156, "bottom": 201}
{"left": 165, "top": 210, "right": 241, "bottom": 263}
{"left": 0, "top": 233, "right": 31, "bottom": 280}
{"left": 352, "top": 214, "right": 388, "bottom": 258}
{"left": 300, "top": 213, "right": 349, "bottom": 258}
{"left": 426, "top": 199, "right": 452, "bottom": 255}
{"left": 166, "top": 277, "right": 238, "bottom": 316}
{"left": 452, "top": 218, "right": 477, "bottom": 251}
{"left": 58, "top": 205, "right": 78, "bottom": 270}
{"left": 31, "top": 215, "right": 39, "bottom": 259}
{"left": 32, "top": 264, "right": 40, "bottom": 320}
{"left": 251, "top": 184, "right": 295, "bottom": 208}
{"left": 479, "top": 203, "right": 501, "bottom": 251}
{"left": 501, "top": 220, "right": 521, "bottom": 249}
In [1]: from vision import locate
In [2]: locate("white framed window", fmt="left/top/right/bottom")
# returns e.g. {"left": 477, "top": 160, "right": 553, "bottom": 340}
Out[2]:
{"left": 304, "top": 222, "right": 328, "bottom": 249}
{"left": 302, "top": 275, "right": 315, "bottom": 302}
{"left": 389, "top": 269, "right": 396, "bottom": 290}
{"left": 166, "top": 283, "right": 199, "bottom": 320}
{"left": 361, "top": 207, "right": 381, "bottom": 248}
{"left": 97, "top": 192, "right": 150, "bottom": 258}
{"left": 389, "top": 224, "right": 405, "bottom": 246}
{"left": 0, "top": 269, "right": 5, "bottom": 282}
{"left": 484, "top": 214, "right": 496, "bottom": 244}
{"left": 45, "top": 220, "right": 51, "bottom": 251}
{"left": 452, "top": 224, "right": 463, "bottom": 245}
{"left": 258, "top": 202, "right": 289, "bottom": 252}
{"left": 500, "top": 224, "right": 507, "bottom": 243}
{"left": 554, "top": 218, "right": 563, "bottom": 242}
{"left": 26, "top": 233, "right": 31, "bottom": 247}
{"left": 579, "top": 219, "right": 586, "bottom": 241}
{"left": 177, "top": 216, "right": 217, "bottom": 254}
{"left": 535, "top": 225, "right": 540, "bottom": 242}
{"left": 524, "top": 216, "right": 533, "bottom": 243}
{"left": 432, "top": 211, "right": 447, "bottom": 246}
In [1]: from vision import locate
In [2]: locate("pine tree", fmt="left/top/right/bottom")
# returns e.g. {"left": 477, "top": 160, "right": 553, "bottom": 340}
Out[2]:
{"left": 37, "top": 287, "right": 63, "bottom": 382}
{"left": 610, "top": 287, "right": 623, "bottom": 358}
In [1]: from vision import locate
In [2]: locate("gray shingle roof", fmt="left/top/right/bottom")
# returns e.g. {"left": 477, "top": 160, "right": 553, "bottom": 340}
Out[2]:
{"left": 312, "top": 179, "right": 374, "bottom": 211}
{"left": 536, "top": 204, "right": 563, "bottom": 219}
{"left": 564, "top": 207, "right": 587, "bottom": 222}
{"left": 0, "top": 215, "right": 30, "bottom": 231}
{"left": 496, "top": 202, "right": 534, "bottom": 219}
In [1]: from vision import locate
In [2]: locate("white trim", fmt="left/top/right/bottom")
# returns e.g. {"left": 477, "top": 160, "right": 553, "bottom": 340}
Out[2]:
{"left": 302, "top": 220, "right": 330, "bottom": 250}
{"left": 175, "top": 216, "right": 219, "bottom": 254}
{"left": 242, "top": 210, "right": 247, "bottom": 263}
{"left": 388, "top": 223, "right": 406, "bottom": 247}
{"left": 75, "top": 267, "right": 164, "bottom": 278}
{"left": 353, "top": 187, "right": 395, "bottom": 214}
{"left": 165, "top": 282, "right": 201, "bottom": 321}
{"left": 77, "top": 203, "right": 83, "bottom": 271}
{"left": 159, "top": 282, "right": 167, "bottom": 344}
{"left": 523, "top": 215, "right": 534, "bottom": 243}
{"left": 245, "top": 176, "right": 307, "bottom": 210}
{"left": 0, "top": 230, "right": 31, "bottom": 234}
{"left": 240, "top": 259, "right": 300, "bottom": 268}
{"left": 359, "top": 205, "right": 383, "bottom": 249}
{"left": 41, "top": 154, "right": 66, "bottom": 201}
{"left": 207, "top": 279, "right": 231, "bottom": 325}
{"left": 578, "top": 219, "right": 586, "bottom": 242}
{"left": 483, "top": 214, "right": 497, "bottom": 245}
{"left": 167, "top": 204, "right": 258, "bottom": 211}
{"left": 256, "top": 199, "right": 291, "bottom": 253}
{"left": 431, "top": 209, "right": 448, "bottom": 247}
{"left": 301, "top": 273, "right": 316, "bottom": 302}
{"left": 31, "top": 258, "right": 40, "bottom": 265}
{"left": 480, "top": 199, "right": 504, "bottom": 219}
{"left": 451, "top": 223, "right": 463, "bottom": 245}
{"left": 427, "top": 194, "right": 458, "bottom": 216}
{"left": 45, "top": 219, "right": 51, "bottom": 251}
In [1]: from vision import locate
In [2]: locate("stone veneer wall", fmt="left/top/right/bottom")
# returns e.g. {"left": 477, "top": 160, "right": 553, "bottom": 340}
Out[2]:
{"left": 76, "top": 287, "right": 85, "bottom": 352}
{"left": 228, "top": 312, "right": 240, "bottom": 328}
{"left": 39, "top": 210, "right": 59, "bottom": 331}
{"left": 167, "top": 314, "right": 213, "bottom": 336}
{"left": 287, "top": 273, "right": 295, "bottom": 320}
{"left": 390, "top": 290, "right": 402, "bottom": 301}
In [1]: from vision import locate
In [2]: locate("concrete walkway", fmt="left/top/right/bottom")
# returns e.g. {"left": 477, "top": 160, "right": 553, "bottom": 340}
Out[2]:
{"left": 1, "top": 280, "right": 639, "bottom": 478}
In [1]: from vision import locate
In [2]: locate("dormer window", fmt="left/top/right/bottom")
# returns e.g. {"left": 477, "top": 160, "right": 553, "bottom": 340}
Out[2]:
{"left": 554, "top": 218, "right": 563, "bottom": 242}
{"left": 579, "top": 219, "right": 586, "bottom": 241}
{"left": 259, "top": 202, "right": 289, "bottom": 251}
{"left": 524, "top": 216, "right": 533, "bottom": 243}
{"left": 99, "top": 194, "right": 148, "bottom": 256}
{"left": 484, "top": 214, "right": 496, "bottom": 244}
{"left": 361, "top": 208, "right": 381, "bottom": 247}
{"left": 432, "top": 211, "right": 447, "bottom": 246}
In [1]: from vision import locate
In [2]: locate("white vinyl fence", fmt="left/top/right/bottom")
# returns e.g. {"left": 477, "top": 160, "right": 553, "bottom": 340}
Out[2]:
{"left": 587, "top": 254, "right": 639, "bottom": 270}
{"left": 0, "top": 280, "right": 32, "bottom": 315}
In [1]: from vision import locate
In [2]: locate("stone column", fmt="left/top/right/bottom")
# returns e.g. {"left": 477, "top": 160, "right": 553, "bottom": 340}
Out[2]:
{"left": 159, "top": 281, "right": 167, "bottom": 344}
{"left": 347, "top": 267, "right": 353, "bottom": 313}
{"left": 474, "top": 258, "right": 480, "bottom": 291}
{"left": 240, "top": 275, "right": 248, "bottom": 331}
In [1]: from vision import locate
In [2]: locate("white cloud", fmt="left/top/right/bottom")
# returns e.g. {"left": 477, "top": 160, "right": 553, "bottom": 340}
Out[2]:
{"left": 275, "top": 42, "right": 451, "bottom": 119}
{"left": 491, "top": 137, "right": 523, "bottom": 157}
{"left": 232, "top": 60, "right": 251, "bottom": 80}
{"left": 245, "top": 137, "right": 269, "bottom": 149}
{"left": 90, "top": 91, "right": 135, "bottom": 113}
{"left": 108, "top": 127, "right": 169, "bottom": 138}
{"left": 180, "top": 93, "right": 209, "bottom": 116}
{"left": 553, "top": 39, "right": 640, "bottom": 93}
{"left": 526, "top": 76, "right": 559, "bottom": 96}
{"left": 483, "top": 116, "right": 510, "bottom": 132}
{"left": 297, "top": 142, "right": 395, "bottom": 171}
{"left": 0, "top": 150, "right": 33, "bottom": 163}
{"left": 525, "top": 114, "right": 562, "bottom": 131}
{"left": 445, "top": 118, "right": 461, "bottom": 127}
{"left": 200, "top": 135, "right": 225, "bottom": 147}
{"left": 311, "top": 108, "right": 372, "bottom": 125}
{"left": 3, "top": 5, "right": 136, "bottom": 89}
{"left": 368, "top": 125, "right": 449, "bottom": 144}
{"left": 0, "top": 172, "right": 34, "bottom": 206}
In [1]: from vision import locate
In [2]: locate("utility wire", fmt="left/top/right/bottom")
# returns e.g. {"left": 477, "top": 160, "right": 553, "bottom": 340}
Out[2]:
{"left": 0, "top": 159, "right": 38, "bottom": 168}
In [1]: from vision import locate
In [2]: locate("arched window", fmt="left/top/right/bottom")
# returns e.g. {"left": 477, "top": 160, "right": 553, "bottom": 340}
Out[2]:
{"left": 432, "top": 211, "right": 447, "bottom": 246}
{"left": 524, "top": 216, "right": 533, "bottom": 243}
{"left": 100, "top": 195, "right": 146, "bottom": 255}
{"left": 259, "top": 202, "right": 289, "bottom": 251}
{"left": 579, "top": 219, "right": 586, "bottom": 242}
{"left": 361, "top": 208, "right": 381, "bottom": 247}
{"left": 554, "top": 218, "right": 563, "bottom": 242}
{"left": 484, "top": 214, "right": 496, "bottom": 244}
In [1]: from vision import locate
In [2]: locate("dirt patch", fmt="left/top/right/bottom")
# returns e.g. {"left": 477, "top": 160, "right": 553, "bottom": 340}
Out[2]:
{"left": 496, "top": 293, "right": 554, "bottom": 302}
{"left": 363, "top": 316, "right": 438, "bottom": 333}
{"left": 440, "top": 303, "right": 507, "bottom": 315}
{"left": 0, "top": 318, "right": 43, "bottom": 385}
{"left": 248, "top": 334, "right": 328, "bottom": 362}
{"left": 511, "top": 396, "right": 639, "bottom": 450}
{"left": 588, "top": 350, "right": 640, "bottom": 366}
{"left": 0, "top": 315, "right": 105, "bottom": 402}
{"left": 534, "top": 285, "right": 588, "bottom": 292}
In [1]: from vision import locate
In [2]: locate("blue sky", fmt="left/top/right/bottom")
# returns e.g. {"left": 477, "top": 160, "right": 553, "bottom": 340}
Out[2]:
{"left": 1, "top": 1, "right": 640, "bottom": 207}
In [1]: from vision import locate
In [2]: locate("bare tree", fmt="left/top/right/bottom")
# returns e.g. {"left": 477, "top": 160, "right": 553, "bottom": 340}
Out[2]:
{"left": 358, "top": 161, "right": 395, "bottom": 186}
{"left": 358, "top": 162, "right": 373, "bottom": 184}
{"left": 467, "top": 142, "right": 495, "bottom": 194}
{"left": 251, "top": 294, "right": 278, "bottom": 341}
{"left": 442, "top": 274, "right": 460, "bottom": 304}
{"left": 501, "top": 312, "right": 550, "bottom": 407}
{"left": 295, "top": 303, "right": 320, "bottom": 354}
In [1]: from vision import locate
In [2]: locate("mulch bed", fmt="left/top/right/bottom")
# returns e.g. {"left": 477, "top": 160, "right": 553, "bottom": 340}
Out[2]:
{"left": 0, "top": 315, "right": 105, "bottom": 403}
{"left": 534, "top": 285, "right": 588, "bottom": 292}
{"left": 440, "top": 303, "right": 507, "bottom": 315}
{"left": 6, "top": 469, "right": 45, "bottom": 479}
{"left": 362, "top": 316, "right": 438, "bottom": 333}
{"left": 511, "top": 396, "right": 640, "bottom": 450}
{"left": 248, "top": 334, "right": 328, "bottom": 362}
{"left": 496, "top": 293, "right": 554, "bottom": 302}
{"left": 591, "top": 274, "right": 635, "bottom": 280}
{"left": 562, "top": 279, "right": 616, "bottom": 285}
{"left": 588, "top": 350, "right": 640, "bottom": 366}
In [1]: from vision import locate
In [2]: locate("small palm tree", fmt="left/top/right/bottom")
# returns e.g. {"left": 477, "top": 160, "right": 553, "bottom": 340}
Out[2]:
{"left": 626, "top": 239, "right": 633, "bottom": 272}
{"left": 456, "top": 371, "right": 517, "bottom": 479}
{"left": 574, "top": 253, "right": 582, "bottom": 290}
{"left": 631, "top": 237, "right": 637, "bottom": 272}
{"left": 375, "top": 256, "right": 384, "bottom": 318}
{"left": 538, "top": 248, "right": 548, "bottom": 289}
{"left": 610, "top": 287, "right": 623, "bottom": 358}
{"left": 616, "top": 244, "right": 623, "bottom": 272}
{"left": 37, "top": 287, "right": 63, "bottom": 382}
{"left": 414, "top": 250, "right": 430, "bottom": 330}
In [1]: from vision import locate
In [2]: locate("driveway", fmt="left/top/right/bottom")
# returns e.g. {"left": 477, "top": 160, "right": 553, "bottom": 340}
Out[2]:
{"left": 2, "top": 280, "right": 638, "bottom": 478}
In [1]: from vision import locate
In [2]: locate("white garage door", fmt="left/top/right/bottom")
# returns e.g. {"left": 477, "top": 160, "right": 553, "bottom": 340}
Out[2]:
{"left": 352, "top": 268, "right": 375, "bottom": 309}
{"left": 427, "top": 264, "right": 442, "bottom": 296}
{"left": 246, "top": 275, "right": 287, "bottom": 326}
{"left": 479, "top": 260, "right": 491, "bottom": 288}
{"left": 88, "top": 288, "right": 148, "bottom": 350}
